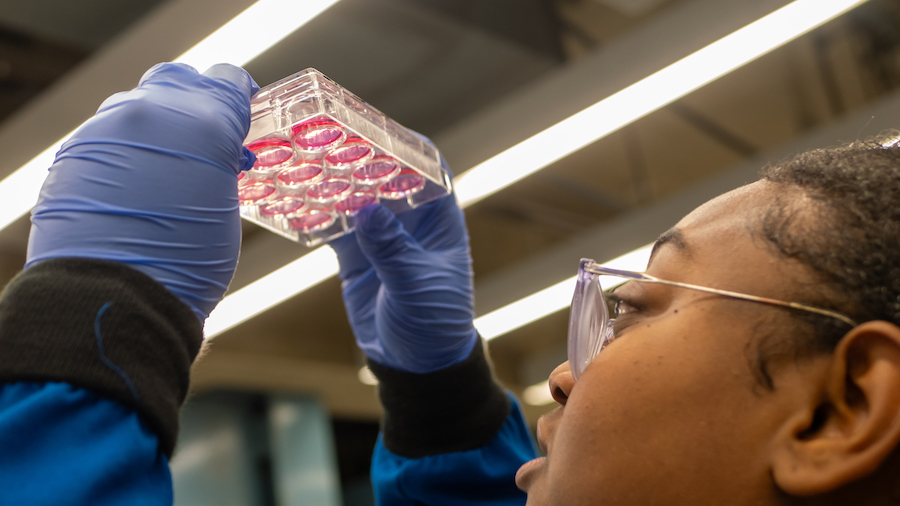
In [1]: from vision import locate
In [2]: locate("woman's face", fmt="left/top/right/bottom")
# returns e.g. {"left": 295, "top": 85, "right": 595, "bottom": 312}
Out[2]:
{"left": 517, "top": 181, "right": 819, "bottom": 505}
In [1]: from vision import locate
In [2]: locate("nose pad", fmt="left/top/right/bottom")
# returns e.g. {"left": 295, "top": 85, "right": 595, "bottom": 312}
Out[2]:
{"left": 602, "top": 319, "right": 617, "bottom": 349}
{"left": 548, "top": 361, "right": 576, "bottom": 405}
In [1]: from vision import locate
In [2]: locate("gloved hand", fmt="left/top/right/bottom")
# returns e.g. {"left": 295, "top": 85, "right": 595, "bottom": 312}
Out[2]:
{"left": 26, "top": 62, "right": 259, "bottom": 321}
{"left": 331, "top": 152, "right": 478, "bottom": 374}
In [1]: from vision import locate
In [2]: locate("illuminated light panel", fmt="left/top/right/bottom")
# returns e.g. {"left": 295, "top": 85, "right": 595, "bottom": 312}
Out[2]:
{"left": 357, "top": 366, "right": 379, "bottom": 386}
{"left": 523, "top": 380, "right": 554, "bottom": 407}
{"left": 474, "top": 245, "right": 653, "bottom": 341}
{"left": 0, "top": 0, "right": 340, "bottom": 233}
{"left": 0, "top": 133, "right": 72, "bottom": 232}
{"left": 204, "top": 246, "right": 339, "bottom": 337}
{"left": 453, "top": 0, "right": 870, "bottom": 208}
{"left": 474, "top": 277, "right": 574, "bottom": 341}
{"left": 174, "top": 0, "right": 341, "bottom": 71}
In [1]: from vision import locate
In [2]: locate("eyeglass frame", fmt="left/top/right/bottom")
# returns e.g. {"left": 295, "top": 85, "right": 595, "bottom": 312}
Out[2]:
{"left": 567, "top": 258, "right": 859, "bottom": 381}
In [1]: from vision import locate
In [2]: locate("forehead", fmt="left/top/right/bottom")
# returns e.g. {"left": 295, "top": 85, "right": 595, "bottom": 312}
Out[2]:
{"left": 676, "top": 181, "right": 774, "bottom": 234}
{"left": 649, "top": 181, "right": 809, "bottom": 296}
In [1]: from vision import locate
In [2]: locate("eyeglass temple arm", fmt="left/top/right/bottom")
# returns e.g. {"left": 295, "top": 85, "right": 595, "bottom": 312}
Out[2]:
{"left": 585, "top": 265, "right": 858, "bottom": 327}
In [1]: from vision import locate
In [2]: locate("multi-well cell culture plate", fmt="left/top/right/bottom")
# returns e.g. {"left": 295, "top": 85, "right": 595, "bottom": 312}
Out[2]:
{"left": 239, "top": 68, "right": 452, "bottom": 246}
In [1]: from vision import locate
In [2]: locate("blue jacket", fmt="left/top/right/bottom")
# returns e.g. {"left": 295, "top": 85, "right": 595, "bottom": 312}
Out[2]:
{"left": 0, "top": 259, "right": 534, "bottom": 505}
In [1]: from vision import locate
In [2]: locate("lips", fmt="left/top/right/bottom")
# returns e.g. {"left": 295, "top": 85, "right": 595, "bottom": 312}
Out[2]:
{"left": 537, "top": 433, "right": 549, "bottom": 455}
{"left": 517, "top": 413, "right": 554, "bottom": 491}
{"left": 536, "top": 414, "right": 552, "bottom": 455}
{"left": 515, "top": 456, "right": 547, "bottom": 491}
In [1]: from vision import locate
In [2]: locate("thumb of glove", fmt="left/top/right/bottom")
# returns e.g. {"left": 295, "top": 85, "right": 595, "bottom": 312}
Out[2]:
{"left": 352, "top": 203, "right": 477, "bottom": 372}
{"left": 353, "top": 204, "right": 429, "bottom": 288}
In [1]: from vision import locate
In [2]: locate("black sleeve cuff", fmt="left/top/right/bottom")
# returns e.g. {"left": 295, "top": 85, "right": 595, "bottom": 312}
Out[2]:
{"left": 367, "top": 340, "right": 511, "bottom": 458}
{"left": 0, "top": 258, "right": 202, "bottom": 457}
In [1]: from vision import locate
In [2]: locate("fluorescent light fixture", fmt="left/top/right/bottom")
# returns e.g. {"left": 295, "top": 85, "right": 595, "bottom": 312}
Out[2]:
{"left": 474, "top": 245, "right": 653, "bottom": 341}
{"left": 174, "top": 0, "right": 341, "bottom": 71}
{"left": 0, "top": 132, "right": 72, "bottom": 232}
{"left": 454, "top": 0, "right": 869, "bottom": 207}
{"left": 204, "top": 246, "right": 339, "bottom": 337}
{"left": 0, "top": 0, "right": 339, "bottom": 233}
{"left": 357, "top": 366, "right": 379, "bottom": 386}
{"left": 474, "top": 277, "right": 574, "bottom": 341}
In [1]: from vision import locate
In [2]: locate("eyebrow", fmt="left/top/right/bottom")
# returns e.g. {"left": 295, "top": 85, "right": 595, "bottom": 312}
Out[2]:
{"left": 648, "top": 228, "right": 690, "bottom": 265}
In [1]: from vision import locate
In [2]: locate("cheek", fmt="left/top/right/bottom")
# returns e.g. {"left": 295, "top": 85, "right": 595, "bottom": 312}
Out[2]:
{"left": 543, "top": 316, "right": 767, "bottom": 502}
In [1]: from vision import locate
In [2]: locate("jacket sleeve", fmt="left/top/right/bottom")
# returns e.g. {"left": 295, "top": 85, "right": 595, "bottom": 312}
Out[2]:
{"left": 367, "top": 341, "right": 537, "bottom": 505}
{"left": 0, "top": 258, "right": 203, "bottom": 506}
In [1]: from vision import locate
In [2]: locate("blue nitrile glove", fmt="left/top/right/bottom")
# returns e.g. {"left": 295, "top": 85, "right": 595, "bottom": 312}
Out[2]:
{"left": 331, "top": 154, "right": 478, "bottom": 373}
{"left": 25, "top": 62, "right": 259, "bottom": 321}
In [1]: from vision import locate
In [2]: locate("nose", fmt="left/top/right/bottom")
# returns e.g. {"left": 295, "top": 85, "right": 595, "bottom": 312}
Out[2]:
{"left": 548, "top": 361, "right": 576, "bottom": 405}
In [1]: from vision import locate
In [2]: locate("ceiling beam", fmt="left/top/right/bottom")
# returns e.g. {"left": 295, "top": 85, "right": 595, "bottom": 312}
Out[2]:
{"left": 0, "top": 0, "right": 256, "bottom": 182}
{"left": 473, "top": 84, "right": 900, "bottom": 316}
{"left": 432, "top": 0, "right": 794, "bottom": 172}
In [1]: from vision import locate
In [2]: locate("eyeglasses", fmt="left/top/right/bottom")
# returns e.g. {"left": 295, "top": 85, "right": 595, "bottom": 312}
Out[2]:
{"left": 567, "top": 258, "right": 858, "bottom": 381}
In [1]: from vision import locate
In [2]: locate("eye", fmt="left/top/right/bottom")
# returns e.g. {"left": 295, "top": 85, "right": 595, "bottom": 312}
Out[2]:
{"left": 606, "top": 292, "right": 642, "bottom": 318}
{"left": 614, "top": 298, "right": 640, "bottom": 318}
{"left": 606, "top": 290, "right": 645, "bottom": 337}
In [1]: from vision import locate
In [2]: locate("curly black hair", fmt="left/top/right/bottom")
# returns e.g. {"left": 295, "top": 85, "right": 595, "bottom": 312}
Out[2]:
{"left": 749, "top": 133, "right": 900, "bottom": 387}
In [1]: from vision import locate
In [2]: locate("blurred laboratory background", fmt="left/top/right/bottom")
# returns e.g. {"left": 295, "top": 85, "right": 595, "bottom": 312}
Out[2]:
{"left": 1, "top": 0, "right": 899, "bottom": 504}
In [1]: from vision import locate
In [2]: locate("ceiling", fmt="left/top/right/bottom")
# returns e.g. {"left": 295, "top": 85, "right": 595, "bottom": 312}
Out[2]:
{"left": 1, "top": 0, "right": 900, "bottom": 424}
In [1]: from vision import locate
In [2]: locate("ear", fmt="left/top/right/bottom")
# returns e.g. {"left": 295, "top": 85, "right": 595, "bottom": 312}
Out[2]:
{"left": 772, "top": 321, "right": 900, "bottom": 496}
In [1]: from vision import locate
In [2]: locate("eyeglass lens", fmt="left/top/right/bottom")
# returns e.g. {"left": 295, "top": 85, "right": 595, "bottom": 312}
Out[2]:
{"left": 568, "top": 259, "right": 616, "bottom": 381}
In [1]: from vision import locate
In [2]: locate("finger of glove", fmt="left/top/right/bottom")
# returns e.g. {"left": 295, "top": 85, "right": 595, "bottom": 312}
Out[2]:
{"left": 395, "top": 130, "right": 469, "bottom": 251}
{"left": 201, "top": 65, "right": 258, "bottom": 173}
{"left": 137, "top": 61, "right": 199, "bottom": 87}
{"left": 138, "top": 62, "right": 256, "bottom": 102}
{"left": 330, "top": 231, "right": 372, "bottom": 282}
{"left": 354, "top": 204, "right": 431, "bottom": 289}
{"left": 203, "top": 63, "right": 260, "bottom": 98}
{"left": 84, "top": 62, "right": 251, "bottom": 176}
{"left": 28, "top": 140, "right": 243, "bottom": 320}
{"left": 239, "top": 147, "right": 257, "bottom": 172}
{"left": 197, "top": 64, "right": 257, "bottom": 172}
{"left": 139, "top": 62, "right": 257, "bottom": 112}
{"left": 396, "top": 190, "right": 469, "bottom": 252}
{"left": 337, "top": 131, "right": 462, "bottom": 279}
{"left": 203, "top": 63, "right": 259, "bottom": 170}
{"left": 32, "top": 61, "right": 248, "bottom": 317}
{"left": 333, "top": 188, "right": 466, "bottom": 282}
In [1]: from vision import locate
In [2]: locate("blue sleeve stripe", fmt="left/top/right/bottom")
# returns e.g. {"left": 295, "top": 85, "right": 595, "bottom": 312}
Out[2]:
{"left": 94, "top": 302, "right": 140, "bottom": 403}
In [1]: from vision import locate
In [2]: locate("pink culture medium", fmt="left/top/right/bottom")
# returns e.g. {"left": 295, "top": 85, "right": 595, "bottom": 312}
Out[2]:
{"left": 238, "top": 182, "right": 277, "bottom": 204}
{"left": 289, "top": 209, "right": 336, "bottom": 232}
{"left": 291, "top": 118, "right": 346, "bottom": 152}
{"left": 276, "top": 162, "right": 325, "bottom": 188}
{"left": 306, "top": 177, "right": 352, "bottom": 202}
{"left": 245, "top": 138, "right": 294, "bottom": 167}
{"left": 353, "top": 155, "right": 400, "bottom": 184}
{"left": 379, "top": 169, "right": 425, "bottom": 199}
{"left": 334, "top": 191, "right": 378, "bottom": 215}
{"left": 324, "top": 140, "right": 374, "bottom": 168}
{"left": 259, "top": 196, "right": 306, "bottom": 217}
